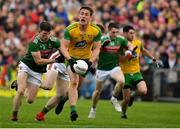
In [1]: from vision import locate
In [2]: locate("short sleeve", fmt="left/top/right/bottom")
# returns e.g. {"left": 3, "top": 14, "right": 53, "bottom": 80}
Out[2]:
{"left": 119, "top": 37, "right": 128, "bottom": 47}
{"left": 50, "top": 37, "right": 60, "bottom": 49}
{"left": 101, "top": 35, "right": 110, "bottom": 45}
{"left": 64, "top": 29, "right": 71, "bottom": 40}
{"left": 93, "top": 31, "right": 102, "bottom": 42}
{"left": 28, "top": 42, "right": 39, "bottom": 52}
{"left": 54, "top": 40, "right": 60, "bottom": 49}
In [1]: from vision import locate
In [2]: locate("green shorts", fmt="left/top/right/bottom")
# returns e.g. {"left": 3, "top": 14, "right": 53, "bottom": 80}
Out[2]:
{"left": 123, "top": 72, "right": 144, "bottom": 89}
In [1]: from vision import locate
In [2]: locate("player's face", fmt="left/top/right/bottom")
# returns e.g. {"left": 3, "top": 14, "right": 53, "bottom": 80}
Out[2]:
{"left": 79, "top": 9, "right": 92, "bottom": 25}
{"left": 127, "top": 29, "right": 135, "bottom": 41}
{"left": 109, "top": 28, "right": 119, "bottom": 39}
{"left": 39, "top": 30, "right": 51, "bottom": 42}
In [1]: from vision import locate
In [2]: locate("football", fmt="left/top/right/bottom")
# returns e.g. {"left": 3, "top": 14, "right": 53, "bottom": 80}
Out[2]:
{"left": 73, "top": 60, "right": 88, "bottom": 75}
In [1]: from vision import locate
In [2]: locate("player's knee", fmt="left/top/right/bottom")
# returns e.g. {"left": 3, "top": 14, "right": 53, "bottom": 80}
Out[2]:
{"left": 141, "top": 89, "right": 147, "bottom": 95}
{"left": 124, "top": 96, "right": 130, "bottom": 104}
{"left": 139, "top": 88, "right": 147, "bottom": 96}
{"left": 17, "top": 90, "right": 24, "bottom": 96}
{"left": 55, "top": 94, "right": 61, "bottom": 100}
{"left": 71, "top": 81, "right": 78, "bottom": 87}
{"left": 117, "top": 78, "right": 125, "bottom": 86}
{"left": 94, "top": 89, "right": 101, "bottom": 96}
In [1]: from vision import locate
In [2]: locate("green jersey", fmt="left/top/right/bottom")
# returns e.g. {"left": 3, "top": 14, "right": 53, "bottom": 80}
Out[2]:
{"left": 21, "top": 35, "right": 60, "bottom": 73}
{"left": 97, "top": 34, "right": 128, "bottom": 70}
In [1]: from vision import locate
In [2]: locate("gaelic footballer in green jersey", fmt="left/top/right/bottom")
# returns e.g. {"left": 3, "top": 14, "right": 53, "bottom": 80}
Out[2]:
{"left": 88, "top": 22, "right": 134, "bottom": 119}
{"left": 11, "top": 21, "right": 64, "bottom": 122}
{"left": 21, "top": 35, "right": 61, "bottom": 73}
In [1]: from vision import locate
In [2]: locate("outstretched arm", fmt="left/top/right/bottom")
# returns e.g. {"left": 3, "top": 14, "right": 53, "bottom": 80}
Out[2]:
{"left": 89, "top": 41, "right": 101, "bottom": 63}
{"left": 32, "top": 51, "right": 55, "bottom": 65}
{"left": 142, "top": 48, "right": 155, "bottom": 61}
{"left": 60, "top": 38, "right": 77, "bottom": 73}
{"left": 60, "top": 38, "right": 71, "bottom": 60}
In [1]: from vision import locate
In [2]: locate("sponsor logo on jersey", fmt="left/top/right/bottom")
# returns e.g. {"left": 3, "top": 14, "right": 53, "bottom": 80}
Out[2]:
{"left": 74, "top": 40, "right": 87, "bottom": 48}
{"left": 40, "top": 50, "right": 52, "bottom": 58}
{"left": 101, "top": 46, "right": 120, "bottom": 53}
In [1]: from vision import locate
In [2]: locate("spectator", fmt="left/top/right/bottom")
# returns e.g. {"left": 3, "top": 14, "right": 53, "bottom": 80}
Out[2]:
{"left": 0, "top": 0, "right": 179, "bottom": 87}
{"left": 0, "top": 48, "right": 13, "bottom": 86}
{"left": 164, "top": 47, "right": 178, "bottom": 69}
{"left": 55, "top": 5, "right": 69, "bottom": 26}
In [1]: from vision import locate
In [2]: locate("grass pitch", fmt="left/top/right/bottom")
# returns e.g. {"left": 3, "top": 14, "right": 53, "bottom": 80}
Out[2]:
{"left": 0, "top": 97, "right": 180, "bottom": 128}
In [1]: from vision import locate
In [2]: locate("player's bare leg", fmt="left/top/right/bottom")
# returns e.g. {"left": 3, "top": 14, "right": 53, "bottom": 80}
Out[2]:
{"left": 78, "top": 76, "right": 85, "bottom": 89}
{"left": 25, "top": 83, "right": 39, "bottom": 104}
{"left": 35, "top": 70, "right": 58, "bottom": 121}
{"left": 121, "top": 81, "right": 147, "bottom": 119}
{"left": 36, "top": 96, "right": 59, "bottom": 122}
{"left": 129, "top": 81, "right": 147, "bottom": 107}
{"left": 40, "top": 70, "right": 58, "bottom": 90}
{"left": 110, "top": 68, "right": 125, "bottom": 112}
{"left": 88, "top": 81, "right": 103, "bottom": 118}
{"left": 67, "top": 66, "right": 79, "bottom": 121}
{"left": 111, "top": 69, "right": 125, "bottom": 97}
{"left": 55, "top": 78, "right": 69, "bottom": 114}
{"left": 11, "top": 72, "right": 28, "bottom": 121}
{"left": 92, "top": 81, "right": 103, "bottom": 107}
{"left": 136, "top": 81, "right": 147, "bottom": 96}
{"left": 36, "top": 70, "right": 69, "bottom": 121}
{"left": 121, "top": 88, "right": 131, "bottom": 119}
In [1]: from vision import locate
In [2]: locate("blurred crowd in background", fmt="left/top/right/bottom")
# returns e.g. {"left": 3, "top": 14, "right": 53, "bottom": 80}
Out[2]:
{"left": 0, "top": 0, "right": 180, "bottom": 98}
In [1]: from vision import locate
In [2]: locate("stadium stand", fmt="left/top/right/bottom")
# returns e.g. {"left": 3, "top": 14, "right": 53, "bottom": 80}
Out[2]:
{"left": 0, "top": 0, "right": 179, "bottom": 100}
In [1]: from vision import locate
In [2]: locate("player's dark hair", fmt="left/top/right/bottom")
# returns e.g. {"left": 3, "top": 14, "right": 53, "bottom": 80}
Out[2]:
{"left": 80, "top": 6, "right": 94, "bottom": 16}
{"left": 108, "top": 22, "right": 119, "bottom": 30}
{"left": 123, "top": 25, "right": 134, "bottom": 33}
{"left": 96, "top": 24, "right": 105, "bottom": 33}
{"left": 39, "top": 21, "right": 52, "bottom": 32}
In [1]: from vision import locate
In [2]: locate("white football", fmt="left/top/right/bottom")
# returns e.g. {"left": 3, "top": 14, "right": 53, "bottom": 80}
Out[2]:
{"left": 73, "top": 60, "right": 88, "bottom": 75}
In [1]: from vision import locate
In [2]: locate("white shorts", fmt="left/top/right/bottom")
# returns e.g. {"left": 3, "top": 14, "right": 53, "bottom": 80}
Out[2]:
{"left": 18, "top": 62, "right": 42, "bottom": 86}
{"left": 47, "top": 50, "right": 70, "bottom": 81}
{"left": 95, "top": 66, "right": 121, "bottom": 82}
{"left": 47, "top": 63, "right": 70, "bottom": 81}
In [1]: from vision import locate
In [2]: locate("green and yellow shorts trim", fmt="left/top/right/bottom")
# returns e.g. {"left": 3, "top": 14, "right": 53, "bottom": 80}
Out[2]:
{"left": 123, "top": 72, "right": 144, "bottom": 89}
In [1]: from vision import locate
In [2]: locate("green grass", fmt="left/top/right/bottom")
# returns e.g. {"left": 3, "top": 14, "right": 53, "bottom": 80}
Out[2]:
{"left": 0, "top": 97, "right": 180, "bottom": 128}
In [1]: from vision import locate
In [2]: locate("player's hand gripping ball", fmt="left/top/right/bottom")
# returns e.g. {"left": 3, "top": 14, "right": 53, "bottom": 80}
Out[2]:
{"left": 73, "top": 60, "right": 88, "bottom": 75}
{"left": 125, "top": 50, "right": 132, "bottom": 59}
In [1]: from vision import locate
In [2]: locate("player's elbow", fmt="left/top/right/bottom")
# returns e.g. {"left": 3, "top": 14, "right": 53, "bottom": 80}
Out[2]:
{"left": 34, "top": 59, "right": 43, "bottom": 65}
